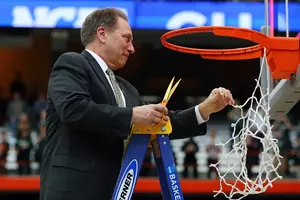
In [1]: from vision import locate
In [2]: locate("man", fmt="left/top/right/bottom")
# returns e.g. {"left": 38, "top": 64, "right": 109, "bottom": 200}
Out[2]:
{"left": 40, "top": 8, "right": 235, "bottom": 200}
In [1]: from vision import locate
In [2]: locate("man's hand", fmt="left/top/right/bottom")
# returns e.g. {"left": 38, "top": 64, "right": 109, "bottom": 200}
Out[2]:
{"left": 199, "top": 87, "right": 235, "bottom": 120}
{"left": 132, "top": 104, "right": 170, "bottom": 126}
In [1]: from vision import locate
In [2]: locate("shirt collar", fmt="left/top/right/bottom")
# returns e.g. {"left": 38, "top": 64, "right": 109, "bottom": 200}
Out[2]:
{"left": 85, "top": 49, "right": 109, "bottom": 73}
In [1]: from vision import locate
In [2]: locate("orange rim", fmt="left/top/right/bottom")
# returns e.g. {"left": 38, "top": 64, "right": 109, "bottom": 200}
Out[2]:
{"left": 161, "top": 26, "right": 300, "bottom": 79}
{"left": 161, "top": 26, "right": 268, "bottom": 59}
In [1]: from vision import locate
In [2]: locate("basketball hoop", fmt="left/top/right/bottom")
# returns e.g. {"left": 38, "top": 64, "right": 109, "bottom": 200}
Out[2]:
{"left": 160, "top": 26, "right": 300, "bottom": 200}
{"left": 161, "top": 26, "right": 300, "bottom": 79}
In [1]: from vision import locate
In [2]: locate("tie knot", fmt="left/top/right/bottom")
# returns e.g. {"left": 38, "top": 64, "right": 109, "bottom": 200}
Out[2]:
{"left": 106, "top": 68, "right": 114, "bottom": 76}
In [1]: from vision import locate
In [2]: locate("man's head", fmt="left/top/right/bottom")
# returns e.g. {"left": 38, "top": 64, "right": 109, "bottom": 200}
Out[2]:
{"left": 81, "top": 8, "right": 135, "bottom": 70}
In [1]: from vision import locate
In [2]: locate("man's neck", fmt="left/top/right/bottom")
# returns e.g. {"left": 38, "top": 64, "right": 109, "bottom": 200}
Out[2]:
{"left": 86, "top": 44, "right": 102, "bottom": 58}
{"left": 86, "top": 43, "right": 117, "bottom": 70}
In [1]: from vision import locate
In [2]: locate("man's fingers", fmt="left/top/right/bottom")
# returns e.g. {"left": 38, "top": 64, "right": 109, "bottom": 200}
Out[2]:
{"left": 220, "top": 88, "right": 230, "bottom": 102}
{"left": 163, "top": 115, "right": 170, "bottom": 122}
{"left": 153, "top": 111, "right": 163, "bottom": 119}
{"left": 151, "top": 115, "right": 169, "bottom": 127}
{"left": 160, "top": 116, "right": 170, "bottom": 126}
{"left": 224, "top": 91, "right": 230, "bottom": 103}
{"left": 219, "top": 87, "right": 225, "bottom": 98}
{"left": 215, "top": 87, "right": 235, "bottom": 105}
{"left": 154, "top": 104, "right": 168, "bottom": 115}
{"left": 153, "top": 114, "right": 169, "bottom": 123}
{"left": 224, "top": 89, "right": 235, "bottom": 105}
{"left": 160, "top": 121, "right": 167, "bottom": 127}
{"left": 231, "top": 98, "right": 236, "bottom": 105}
{"left": 152, "top": 116, "right": 164, "bottom": 124}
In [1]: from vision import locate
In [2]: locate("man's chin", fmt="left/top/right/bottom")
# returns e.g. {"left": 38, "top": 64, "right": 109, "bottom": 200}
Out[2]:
{"left": 119, "top": 61, "right": 127, "bottom": 69}
{"left": 110, "top": 62, "right": 125, "bottom": 70}
{"left": 112, "top": 65, "right": 125, "bottom": 70}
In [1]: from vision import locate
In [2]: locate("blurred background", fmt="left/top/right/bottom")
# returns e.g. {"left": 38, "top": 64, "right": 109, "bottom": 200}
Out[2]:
{"left": 0, "top": 0, "right": 300, "bottom": 199}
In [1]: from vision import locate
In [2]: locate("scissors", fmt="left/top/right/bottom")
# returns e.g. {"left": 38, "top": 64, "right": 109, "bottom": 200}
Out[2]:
{"left": 130, "top": 77, "right": 181, "bottom": 146}
{"left": 154, "top": 76, "right": 181, "bottom": 128}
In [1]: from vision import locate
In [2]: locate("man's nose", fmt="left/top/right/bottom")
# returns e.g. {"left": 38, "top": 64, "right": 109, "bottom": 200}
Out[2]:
{"left": 128, "top": 42, "right": 135, "bottom": 54}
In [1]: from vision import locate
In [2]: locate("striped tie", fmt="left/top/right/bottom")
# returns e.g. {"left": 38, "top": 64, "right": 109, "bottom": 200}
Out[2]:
{"left": 106, "top": 68, "right": 130, "bottom": 161}
{"left": 106, "top": 68, "right": 125, "bottom": 107}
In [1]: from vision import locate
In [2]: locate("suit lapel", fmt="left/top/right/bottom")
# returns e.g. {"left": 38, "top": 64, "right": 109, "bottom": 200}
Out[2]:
{"left": 81, "top": 50, "right": 117, "bottom": 106}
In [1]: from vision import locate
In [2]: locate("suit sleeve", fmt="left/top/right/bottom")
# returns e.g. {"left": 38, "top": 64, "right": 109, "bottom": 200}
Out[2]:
{"left": 169, "top": 107, "right": 207, "bottom": 140}
{"left": 48, "top": 53, "right": 132, "bottom": 138}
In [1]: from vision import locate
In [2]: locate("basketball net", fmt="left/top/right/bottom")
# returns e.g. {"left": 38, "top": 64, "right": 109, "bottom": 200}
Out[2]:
{"left": 210, "top": 48, "right": 283, "bottom": 200}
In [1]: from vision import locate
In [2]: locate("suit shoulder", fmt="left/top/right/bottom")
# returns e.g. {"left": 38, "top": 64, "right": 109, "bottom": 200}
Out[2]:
{"left": 53, "top": 52, "right": 89, "bottom": 68}
{"left": 56, "top": 52, "right": 85, "bottom": 63}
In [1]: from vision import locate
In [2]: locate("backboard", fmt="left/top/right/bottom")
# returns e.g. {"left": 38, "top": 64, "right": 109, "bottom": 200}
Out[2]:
{"left": 261, "top": 0, "right": 300, "bottom": 120}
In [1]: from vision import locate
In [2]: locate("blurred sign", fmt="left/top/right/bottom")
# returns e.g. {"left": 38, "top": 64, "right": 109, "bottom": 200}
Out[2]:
{"left": 0, "top": 1, "right": 299, "bottom": 31}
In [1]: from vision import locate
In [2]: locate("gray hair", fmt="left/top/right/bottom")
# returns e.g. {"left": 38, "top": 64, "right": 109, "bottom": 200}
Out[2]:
{"left": 80, "top": 8, "right": 128, "bottom": 47}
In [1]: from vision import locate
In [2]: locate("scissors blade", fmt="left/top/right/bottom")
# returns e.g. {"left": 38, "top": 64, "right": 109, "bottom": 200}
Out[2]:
{"left": 162, "top": 77, "right": 175, "bottom": 102}
{"left": 167, "top": 79, "right": 181, "bottom": 101}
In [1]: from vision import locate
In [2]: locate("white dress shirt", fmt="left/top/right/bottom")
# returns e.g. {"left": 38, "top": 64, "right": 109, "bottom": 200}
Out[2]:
{"left": 86, "top": 49, "right": 127, "bottom": 107}
{"left": 86, "top": 49, "right": 207, "bottom": 125}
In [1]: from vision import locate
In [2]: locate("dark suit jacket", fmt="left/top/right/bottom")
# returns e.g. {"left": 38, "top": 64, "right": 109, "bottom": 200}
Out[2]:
{"left": 40, "top": 50, "right": 207, "bottom": 200}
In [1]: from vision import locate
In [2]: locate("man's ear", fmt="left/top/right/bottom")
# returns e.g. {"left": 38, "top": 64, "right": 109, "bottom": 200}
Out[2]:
{"left": 96, "top": 27, "right": 106, "bottom": 43}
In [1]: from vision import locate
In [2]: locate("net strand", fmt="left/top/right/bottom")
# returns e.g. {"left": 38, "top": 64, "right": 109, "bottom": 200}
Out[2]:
{"left": 210, "top": 48, "right": 283, "bottom": 200}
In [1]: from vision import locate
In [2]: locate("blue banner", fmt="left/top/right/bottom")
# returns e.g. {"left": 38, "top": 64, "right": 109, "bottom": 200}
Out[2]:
{"left": 0, "top": 1, "right": 135, "bottom": 28}
{"left": 0, "top": 1, "right": 299, "bottom": 32}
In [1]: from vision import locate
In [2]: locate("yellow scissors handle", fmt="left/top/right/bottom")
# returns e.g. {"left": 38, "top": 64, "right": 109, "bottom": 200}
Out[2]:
{"left": 154, "top": 77, "right": 181, "bottom": 128}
